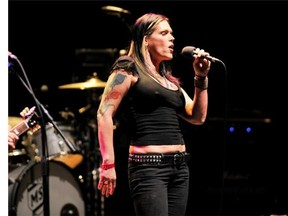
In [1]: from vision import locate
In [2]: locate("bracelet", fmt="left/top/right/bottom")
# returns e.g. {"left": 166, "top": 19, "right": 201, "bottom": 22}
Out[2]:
{"left": 194, "top": 76, "right": 208, "bottom": 89}
{"left": 100, "top": 163, "right": 115, "bottom": 170}
{"left": 195, "top": 75, "right": 207, "bottom": 80}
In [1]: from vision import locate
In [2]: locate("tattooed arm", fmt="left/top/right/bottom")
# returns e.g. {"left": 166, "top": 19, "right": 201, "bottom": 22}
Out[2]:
{"left": 97, "top": 69, "right": 137, "bottom": 197}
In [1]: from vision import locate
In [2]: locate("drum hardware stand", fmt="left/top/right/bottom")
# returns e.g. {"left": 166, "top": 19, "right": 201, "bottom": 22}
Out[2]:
{"left": 11, "top": 55, "right": 80, "bottom": 216}
{"left": 79, "top": 117, "right": 104, "bottom": 216}
{"left": 58, "top": 72, "right": 107, "bottom": 215}
{"left": 77, "top": 96, "right": 105, "bottom": 215}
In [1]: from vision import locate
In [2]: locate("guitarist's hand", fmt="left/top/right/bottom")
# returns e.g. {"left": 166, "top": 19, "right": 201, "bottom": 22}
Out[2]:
{"left": 7, "top": 106, "right": 28, "bottom": 151}
{"left": 8, "top": 106, "right": 39, "bottom": 151}
{"left": 8, "top": 125, "right": 19, "bottom": 151}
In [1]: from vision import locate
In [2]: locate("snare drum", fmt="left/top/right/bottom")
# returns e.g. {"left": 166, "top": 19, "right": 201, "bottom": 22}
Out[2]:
{"left": 26, "top": 123, "right": 78, "bottom": 161}
{"left": 9, "top": 160, "right": 85, "bottom": 216}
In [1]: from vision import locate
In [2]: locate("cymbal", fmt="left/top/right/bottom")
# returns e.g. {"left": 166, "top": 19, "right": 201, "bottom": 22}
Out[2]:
{"left": 9, "top": 149, "right": 27, "bottom": 157}
{"left": 59, "top": 75, "right": 107, "bottom": 90}
{"left": 8, "top": 116, "right": 22, "bottom": 127}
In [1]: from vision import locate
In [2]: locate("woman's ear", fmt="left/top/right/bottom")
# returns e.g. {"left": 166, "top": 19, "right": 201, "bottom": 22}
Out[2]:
{"left": 143, "top": 36, "right": 149, "bottom": 47}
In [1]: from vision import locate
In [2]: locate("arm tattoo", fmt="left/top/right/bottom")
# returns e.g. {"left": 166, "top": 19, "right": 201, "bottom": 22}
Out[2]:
{"left": 98, "top": 73, "right": 127, "bottom": 117}
{"left": 110, "top": 73, "right": 126, "bottom": 88}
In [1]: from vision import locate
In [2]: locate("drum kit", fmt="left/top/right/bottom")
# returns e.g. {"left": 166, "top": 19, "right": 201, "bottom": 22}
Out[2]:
{"left": 8, "top": 73, "right": 108, "bottom": 216}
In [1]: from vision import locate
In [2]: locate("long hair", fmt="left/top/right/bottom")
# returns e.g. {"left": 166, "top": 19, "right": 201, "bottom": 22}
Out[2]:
{"left": 127, "top": 13, "right": 180, "bottom": 86}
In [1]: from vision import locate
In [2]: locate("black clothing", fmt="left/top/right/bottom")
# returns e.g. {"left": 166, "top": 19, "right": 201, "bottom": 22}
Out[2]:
{"left": 111, "top": 56, "right": 186, "bottom": 146}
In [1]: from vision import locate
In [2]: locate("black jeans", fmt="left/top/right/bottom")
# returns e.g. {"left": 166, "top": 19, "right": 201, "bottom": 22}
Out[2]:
{"left": 128, "top": 161, "right": 190, "bottom": 216}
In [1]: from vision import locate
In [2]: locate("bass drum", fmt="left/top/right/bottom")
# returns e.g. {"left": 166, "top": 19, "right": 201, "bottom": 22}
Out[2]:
{"left": 9, "top": 161, "right": 85, "bottom": 216}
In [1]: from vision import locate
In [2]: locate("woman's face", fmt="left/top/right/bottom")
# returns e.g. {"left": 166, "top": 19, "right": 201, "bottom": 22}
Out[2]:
{"left": 146, "top": 20, "right": 175, "bottom": 62}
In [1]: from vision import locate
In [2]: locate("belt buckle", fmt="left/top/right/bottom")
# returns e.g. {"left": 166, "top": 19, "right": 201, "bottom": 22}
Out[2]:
{"left": 173, "top": 153, "right": 183, "bottom": 165}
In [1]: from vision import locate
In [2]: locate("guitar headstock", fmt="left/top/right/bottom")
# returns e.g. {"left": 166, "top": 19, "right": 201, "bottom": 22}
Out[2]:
{"left": 20, "top": 106, "right": 40, "bottom": 133}
{"left": 22, "top": 106, "right": 36, "bottom": 119}
{"left": 24, "top": 106, "right": 40, "bottom": 133}
{"left": 10, "top": 106, "right": 41, "bottom": 136}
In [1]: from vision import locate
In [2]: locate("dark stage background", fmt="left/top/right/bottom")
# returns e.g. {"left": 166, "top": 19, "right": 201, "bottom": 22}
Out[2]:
{"left": 8, "top": 1, "right": 288, "bottom": 216}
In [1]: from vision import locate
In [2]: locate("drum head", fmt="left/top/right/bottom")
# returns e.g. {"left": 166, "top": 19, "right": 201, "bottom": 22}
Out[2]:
{"left": 24, "top": 122, "right": 80, "bottom": 161}
{"left": 9, "top": 161, "right": 85, "bottom": 215}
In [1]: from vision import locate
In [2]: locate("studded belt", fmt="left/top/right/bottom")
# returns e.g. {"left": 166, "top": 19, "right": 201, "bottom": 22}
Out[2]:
{"left": 128, "top": 152, "right": 190, "bottom": 165}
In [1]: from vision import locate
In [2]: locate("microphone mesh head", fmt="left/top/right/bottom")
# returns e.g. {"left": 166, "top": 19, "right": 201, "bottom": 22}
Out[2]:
{"left": 181, "top": 46, "right": 196, "bottom": 59}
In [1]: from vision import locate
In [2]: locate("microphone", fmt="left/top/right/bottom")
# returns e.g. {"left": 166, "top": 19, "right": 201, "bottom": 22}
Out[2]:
{"left": 8, "top": 51, "right": 17, "bottom": 60}
{"left": 181, "top": 46, "right": 220, "bottom": 63}
{"left": 8, "top": 51, "right": 17, "bottom": 71}
{"left": 101, "top": 5, "right": 131, "bottom": 15}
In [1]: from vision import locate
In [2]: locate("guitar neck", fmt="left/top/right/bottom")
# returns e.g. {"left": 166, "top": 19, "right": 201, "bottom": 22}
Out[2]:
{"left": 10, "top": 120, "right": 29, "bottom": 136}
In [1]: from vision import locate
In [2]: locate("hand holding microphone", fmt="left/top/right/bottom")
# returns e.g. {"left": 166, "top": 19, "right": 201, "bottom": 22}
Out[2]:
{"left": 181, "top": 46, "right": 215, "bottom": 78}
{"left": 181, "top": 46, "right": 220, "bottom": 63}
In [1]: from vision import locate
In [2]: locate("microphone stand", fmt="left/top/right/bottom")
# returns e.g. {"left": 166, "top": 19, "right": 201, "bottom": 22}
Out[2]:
{"left": 16, "top": 74, "right": 79, "bottom": 214}
{"left": 10, "top": 54, "right": 78, "bottom": 215}
{"left": 13, "top": 72, "right": 78, "bottom": 153}
{"left": 38, "top": 104, "right": 78, "bottom": 152}
{"left": 10, "top": 55, "right": 50, "bottom": 216}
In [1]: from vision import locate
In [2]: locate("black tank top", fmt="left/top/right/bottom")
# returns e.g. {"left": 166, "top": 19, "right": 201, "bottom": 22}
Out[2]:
{"left": 111, "top": 56, "right": 186, "bottom": 146}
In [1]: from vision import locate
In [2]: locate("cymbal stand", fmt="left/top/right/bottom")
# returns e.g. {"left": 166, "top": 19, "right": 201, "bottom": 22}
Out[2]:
{"left": 77, "top": 117, "right": 104, "bottom": 216}
{"left": 77, "top": 89, "right": 105, "bottom": 216}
